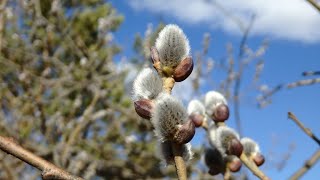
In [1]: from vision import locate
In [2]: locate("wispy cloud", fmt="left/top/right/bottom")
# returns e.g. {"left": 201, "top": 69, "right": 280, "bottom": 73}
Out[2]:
{"left": 128, "top": 0, "right": 320, "bottom": 43}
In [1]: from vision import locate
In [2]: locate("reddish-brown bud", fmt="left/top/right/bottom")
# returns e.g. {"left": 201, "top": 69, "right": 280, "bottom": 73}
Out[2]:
{"left": 189, "top": 113, "right": 204, "bottom": 128}
{"left": 227, "top": 139, "right": 243, "bottom": 157}
{"left": 253, "top": 153, "right": 265, "bottom": 166}
{"left": 212, "top": 104, "right": 229, "bottom": 122}
{"left": 173, "top": 120, "right": 195, "bottom": 144}
{"left": 150, "top": 46, "right": 160, "bottom": 64}
{"left": 134, "top": 99, "right": 154, "bottom": 119}
{"left": 173, "top": 56, "right": 193, "bottom": 82}
{"left": 228, "top": 158, "right": 242, "bottom": 172}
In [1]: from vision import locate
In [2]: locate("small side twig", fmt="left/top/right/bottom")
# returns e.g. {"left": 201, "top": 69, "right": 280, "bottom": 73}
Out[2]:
{"left": 287, "top": 78, "right": 320, "bottom": 89}
{"left": 289, "top": 149, "right": 320, "bottom": 180}
{"left": 288, "top": 112, "right": 320, "bottom": 146}
{"left": 239, "top": 153, "right": 269, "bottom": 180}
{"left": 0, "top": 136, "right": 83, "bottom": 180}
{"left": 306, "top": 0, "right": 320, "bottom": 12}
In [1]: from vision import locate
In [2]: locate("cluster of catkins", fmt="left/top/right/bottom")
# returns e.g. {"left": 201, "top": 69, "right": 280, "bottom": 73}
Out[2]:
{"left": 132, "top": 24, "right": 195, "bottom": 164}
{"left": 187, "top": 91, "right": 265, "bottom": 175}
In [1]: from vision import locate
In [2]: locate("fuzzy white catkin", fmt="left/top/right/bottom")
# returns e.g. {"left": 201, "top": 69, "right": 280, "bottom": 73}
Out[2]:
{"left": 208, "top": 124, "right": 239, "bottom": 156}
{"left": 241, "top": 137, "right": 261, "bottom": 156}
{"left": 157, "top": 141, "right": 193, "bottom": 165}
{"left": 155, "top": 24, "right": 190, "bottom": 67}
{"left": 187, "top": 99, "right": 206, "bottom": 116}
{"left": 152, "top": 93, "right": 188, "bottom": 141}
{"left": 132, "top": 68, "right": 163, "bottom": 101}
{"left": 205, "top": 91, "right": 227, "bottom": 116}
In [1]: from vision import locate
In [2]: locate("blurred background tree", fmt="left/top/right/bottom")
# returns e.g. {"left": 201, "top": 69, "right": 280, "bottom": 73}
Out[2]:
{"left": 1, "top": 0, "right": 319, "bottom": 179}
{"left": 0, "top": 0, "right": 184, "bottom": 179}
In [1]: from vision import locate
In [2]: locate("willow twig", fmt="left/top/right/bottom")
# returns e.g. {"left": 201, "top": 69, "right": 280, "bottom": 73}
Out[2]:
{"left": 0, "top": 136, "right": 83, "bottom": 180}
{"left": 288, "top": 112, "right": 320, "bottom": 146}
{"left": 306, "top": 0, "right": 320, "bottom": 12}
{"left": 240, "top": 153, "right": 270, "bottom": 180}
{"left": 289, "top": 149, "right": 320, "bottom": 180}
{"left": 163, "top": 77, "right": 187, "bottom": 180}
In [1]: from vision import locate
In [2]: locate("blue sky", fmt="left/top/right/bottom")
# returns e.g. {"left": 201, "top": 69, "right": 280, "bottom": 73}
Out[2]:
{"left": 110, "top": 1, "right": 320, "bottom": 179}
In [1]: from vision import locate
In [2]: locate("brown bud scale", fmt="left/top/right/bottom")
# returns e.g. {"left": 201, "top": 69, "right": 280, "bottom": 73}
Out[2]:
{"left": 173, "top": 120, "right": 195, "bottom": 144}
{"left": 134, "top": 99, "right": 154, "bottom": 119}
{"left": 189, "top": 113, "right": 204, "bottom": 127}
{"left": 173, "top": 56, "right": 193, "bottom": 82}
{"left": 213, "top": 104, "right": 229, "bottom": 122}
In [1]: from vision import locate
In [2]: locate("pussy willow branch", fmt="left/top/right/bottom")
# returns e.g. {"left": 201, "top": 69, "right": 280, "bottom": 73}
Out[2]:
{"left": 289, "top": 149, "right": 320, "bottom": 180}
{"left": 201, "top": 123, "right": 270, "bottom": 179}
{"left": 239, "top": 153, "right": 269, "bottom": 180}
{"left": 0, "top": 136, "right": 83, "bottom": 180}
{"left": 162, "top": 77, "right": 187, "bottom": 180}
{"left": 233, "top": 14, "right": 255, "bottom": 136}
{"left": 306, "top": 0, "right": 320, "bottom": 12}
{"left": 288, "top": 112, "right": 320, "bottom": 146}
{"left": 288, "top": 112, "right": 320, "bottom": 179}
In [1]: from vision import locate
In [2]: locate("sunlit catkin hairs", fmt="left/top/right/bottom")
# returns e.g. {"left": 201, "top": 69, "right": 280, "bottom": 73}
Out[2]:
{"left": 152, "top": 93, "right": 195, "bottom": 144}
{"left": 204, "top": 91, "right": 229, "bottom": 122}
{"left": 158, "top": 141, "right": 193, "bottom": 165}
{"left": 151, "top": 24, "right": 193, "bottom": 82}
{"left": 208, "top": 125, "right": 242, "bottom": 157}
{"left": 132, "top": 67, "right": 163, "bottom": 101}
{"left": 187, "top": 99, "right": 207, "bottom": 127}
{"left": 241, "top": 137, "right": 265, "bottom": 166}
{"left": 155, "top": 24, "right": 190, "bottom": 68}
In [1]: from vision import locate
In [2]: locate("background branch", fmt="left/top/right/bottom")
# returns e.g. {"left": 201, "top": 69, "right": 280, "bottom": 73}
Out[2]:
{"left": 306, "top": 0, "right": 320, "bottom": 12}
{"left": 0, "top": 136, "right": 83, "bottom": 180}
{"left": 289, "top": 150, "right": 320, "bottom": 180}
{"left": 288, "top": 112, "right": 320, "bottom": 146}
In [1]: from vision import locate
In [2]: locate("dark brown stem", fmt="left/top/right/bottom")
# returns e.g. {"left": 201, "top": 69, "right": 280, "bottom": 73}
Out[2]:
{"left": 306, "top": 0, "right": 320, "bottom": 12}
{"left": 289, "top": 150, "right": 320, "bottom": 180}
{"left": 0, "top": 136, "right": 83, "bottom": 180}
{"left": 288, "top": 112, "right": 320, "bottom": 146}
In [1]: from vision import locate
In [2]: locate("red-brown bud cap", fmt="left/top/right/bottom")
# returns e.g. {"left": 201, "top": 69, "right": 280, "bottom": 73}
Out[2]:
{"left": 134, "top": 99, "right": 154, "bottom": 119}
{"left": 227, "top": 139, "right": 243, "bottom": 157}
{"left": 189, "top": 113, "right": 204, "bottom": 127}
{"left": 173, "top": 56, "right": 193, "bottom": 82}
{"left": 173, "top": 120, "right": 195, "bottom": 144}
{"left": 228, "top": 158, "right": 242, "bottom": 172}
{"left": 253, "top": 153, "right": 265, "bottom": 166}
{"left": 212, "top": 104, "right": 229, "bottom": 122}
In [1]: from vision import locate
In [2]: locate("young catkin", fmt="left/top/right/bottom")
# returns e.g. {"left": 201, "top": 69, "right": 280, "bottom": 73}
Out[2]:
{"left": 208, "top": 125, "right": 240, "bottom": 156}
{"left": 241, "top": 137, "right": 261, "bottom": 156}
{"left": 152, "top": 93, "right": 188, "bottom": 142}
{"left": 204, "top": 91, "right": 227, "bottom": 117}
{"left": 187, "top": 99, "right": 206, "bottom": 116}
{"left": 155, "top": 24, "right": 190, "bottom": 68}
{"left": 132, "top": 67, "right": 163, "bottom": 101}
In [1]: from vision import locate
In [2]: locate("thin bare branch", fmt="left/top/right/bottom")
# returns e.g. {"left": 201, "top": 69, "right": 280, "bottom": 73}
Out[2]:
{"left": 0, "top": 136, "right": 83, "bottom": 180}
{"left": 288, "top": 112, "right": 320, "bottom": 146}
{"left": 287, "top": 78, "right": 320, "bottom": 89}
{"left": 306, "top": 0, "right": 320, "bottom": 12}
{"left": 233, "top": 14, "right": 256, "bottom": 136}
{"left": 289, "top": 150, "right": 320, "bottom": 180}
{"left": 302, "top": 70, "right": 320, "bottom": 76}
{"left": 240, "top": 153, "right": 270, "bottom": 180}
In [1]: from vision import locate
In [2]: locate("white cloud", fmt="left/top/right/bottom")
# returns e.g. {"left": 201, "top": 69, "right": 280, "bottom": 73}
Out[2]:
{"left": 128, "top": 0, "right": 320, "bottom": 43}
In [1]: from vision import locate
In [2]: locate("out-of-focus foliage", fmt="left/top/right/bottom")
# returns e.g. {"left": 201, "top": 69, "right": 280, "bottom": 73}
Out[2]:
{"left": 0, "top": 0, "right": 272, "bottom": 179}
{"left": 0, "top": 1, "right": 179, "bottom": 179}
